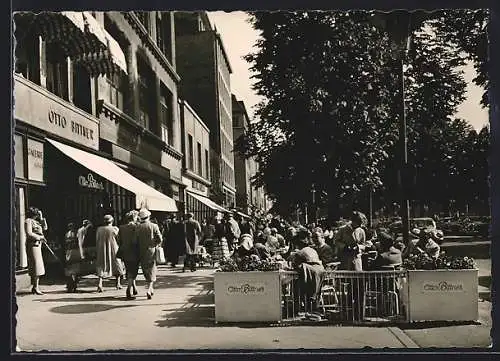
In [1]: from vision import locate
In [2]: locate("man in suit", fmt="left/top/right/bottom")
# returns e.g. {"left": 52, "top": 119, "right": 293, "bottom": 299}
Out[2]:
{"left": 136, "top": 208, "right": 163, "bottom": 299}
{"left": 184, "top": 213, "right": 202, "bottom": 272}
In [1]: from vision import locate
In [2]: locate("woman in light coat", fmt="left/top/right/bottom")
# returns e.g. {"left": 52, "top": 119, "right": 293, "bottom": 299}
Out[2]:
{"left": 95, "top": 215, "right": 124, "bottom": 292}
{"left": 136, "top": 208, "right": 163, "bottom": 299}
{"left": 25, "top": 207, "right": 48, "bottom": 295}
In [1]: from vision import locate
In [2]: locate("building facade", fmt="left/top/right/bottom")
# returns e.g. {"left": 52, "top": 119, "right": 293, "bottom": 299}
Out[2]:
{"left": 174, "top": 11, "right": 236, "bottom": 209}
{"left": 232, "top": 95, "right": 267, "bottom": 215}
{"left": 179, "top": 99, "right": 225, "bottom": 222}
{"left": 13, "top": 11, "right": 180, "bottom": 290}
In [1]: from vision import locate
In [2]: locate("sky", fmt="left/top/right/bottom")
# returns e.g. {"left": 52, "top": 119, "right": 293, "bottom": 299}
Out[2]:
{"left": 207, "top": 11, "right": 489, "bottom": 132}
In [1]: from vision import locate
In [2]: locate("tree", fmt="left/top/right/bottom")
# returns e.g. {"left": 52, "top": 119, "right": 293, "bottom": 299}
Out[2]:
{"left": 430, "top": 9, "right": 489, "bottom": 106}
{"left": 237, "top": 11, "right": 401, "bottom": 222}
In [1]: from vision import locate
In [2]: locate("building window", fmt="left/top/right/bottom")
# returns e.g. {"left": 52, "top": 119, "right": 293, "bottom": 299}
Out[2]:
{"left": 188, "top": 134, "right": 194, "bottom": 171}
{"left": 104, "top": 16, "right": 129, "bottom": 113}
{"left": 197, "top": 142, "right": 202, "bottom": 175}
{"left": 46, "top": 42, "right": 69, "bottom": 100}
{"left": 160, "top": 85, "right": 174, "bottom": 145}
{"left": 13, "top": 18, "right": 40, "bottom": 84}
{"left": 137, "top": 57, "right": 155, "bottom": 130}
{"left": 156, "top": 12, "right": 173, "bottom": 62}
{"left": 205, "top": 149, "right": 209, "bottom": 179}
{"left": 106, "top": 72, "right": 125, "bottom": 111}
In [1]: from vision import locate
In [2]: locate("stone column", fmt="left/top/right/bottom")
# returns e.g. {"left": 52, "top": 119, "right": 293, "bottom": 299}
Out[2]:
{"left": 169, "top": 12, "right": 176, "bottom": 69}
{"left": 38, "top": 36, "right": 47, "bottom": 88}
{"left": 126, "top": 43, "right": 140, "bottom": 121}
{"left": 67, "top": 57, "right": 74, "bottom": 103}
{"left": 155, "top": 74, "right": 162, "bottom": 137}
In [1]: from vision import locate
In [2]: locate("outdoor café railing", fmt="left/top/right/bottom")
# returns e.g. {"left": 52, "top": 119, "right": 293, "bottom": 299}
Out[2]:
{"left": 280, "top": 269, "right": 409, "bottom": 324}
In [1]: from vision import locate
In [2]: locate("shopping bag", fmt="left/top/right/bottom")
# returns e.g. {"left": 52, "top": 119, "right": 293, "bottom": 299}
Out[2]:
{"left": 155, "top": 246, "right": 166, "bottom": 264}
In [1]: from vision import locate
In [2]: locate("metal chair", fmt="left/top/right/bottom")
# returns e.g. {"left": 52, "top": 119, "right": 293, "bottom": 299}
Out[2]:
{"left": 362, "top": 265, "right": 401, "bottom": 320}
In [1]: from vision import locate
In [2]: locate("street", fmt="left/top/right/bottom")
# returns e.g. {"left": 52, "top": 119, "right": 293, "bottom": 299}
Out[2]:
{"left": 15, "top": 259, "right": 491, "bottom": 351}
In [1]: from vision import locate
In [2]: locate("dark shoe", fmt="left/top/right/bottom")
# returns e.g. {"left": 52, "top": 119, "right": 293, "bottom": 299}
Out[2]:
{"left": 31, "top": 287, "right": 44, "bottom": 295}
{"left": 146, "top": 291, "right": 152, "bottom": 300}
{"left": 97, "top": 286, "right": 103, "bottom": 293}
{"left": 133, "top": 288, "right": 138, "bottom": 296}
{"left": 126, "top": 288, "right": 136, "bottom": 300}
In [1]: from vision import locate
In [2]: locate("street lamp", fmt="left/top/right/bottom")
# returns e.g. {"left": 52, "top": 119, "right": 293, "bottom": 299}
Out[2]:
{"left": 311, "top": 183, "right": 317, "bottom": 224}
{"left": 369, "top": 10, "right": 415, "bottom": 246}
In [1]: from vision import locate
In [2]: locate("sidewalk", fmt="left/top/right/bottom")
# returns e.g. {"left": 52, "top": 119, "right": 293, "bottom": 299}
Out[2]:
{"left": 15, "top": 266, "right": 417, "bottom": 351}
{"left": 14, "top": 264, "right": 491, "bottom": 351}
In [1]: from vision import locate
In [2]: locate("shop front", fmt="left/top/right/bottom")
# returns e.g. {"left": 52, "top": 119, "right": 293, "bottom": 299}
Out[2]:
{"left": 14, "top": 75, "right": 177, "bottom": 288}
{"left": 183, "top": 174, "right": 228, "bottom": 223}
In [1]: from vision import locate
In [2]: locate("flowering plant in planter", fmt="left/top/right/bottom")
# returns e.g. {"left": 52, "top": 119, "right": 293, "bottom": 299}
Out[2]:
{"left": 403, "top": 253, "right": 476, "bottom": 270}
{"left": 217, "top": 255, "right": 282, "bottom": 272}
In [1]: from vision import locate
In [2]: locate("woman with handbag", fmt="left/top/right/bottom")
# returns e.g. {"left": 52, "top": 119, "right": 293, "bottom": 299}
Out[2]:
{"left": 25, "top": 207, "right": 48, "bottom": 295}
{"left": 64, "top": 222, "right": 82, "bottom": 293}
{"left": 136, "top": 208, "right": 163, "bottom": 299}
{"left": 118, "top": 210, "right": 140, "bottom": 299}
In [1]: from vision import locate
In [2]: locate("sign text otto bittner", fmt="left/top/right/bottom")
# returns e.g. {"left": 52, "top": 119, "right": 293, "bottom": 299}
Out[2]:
{"left": 48, "top": 109, "right": 94, "bottom": 141}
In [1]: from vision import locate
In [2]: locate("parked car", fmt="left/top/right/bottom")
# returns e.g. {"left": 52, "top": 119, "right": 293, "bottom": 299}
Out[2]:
{"left": 392, "top": 217, "right": 444, "bottom": 244}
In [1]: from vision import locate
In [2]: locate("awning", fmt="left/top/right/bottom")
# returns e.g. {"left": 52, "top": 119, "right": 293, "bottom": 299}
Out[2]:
{"left": 186, "top": 191, "right": 228, "bottom": 213}
{"left": 47, "top": 138, "right": 177, "bottom": 212}
{"left": 74, "top": 29, "right": 128, "bottom": 76}
{"left": 33, "top": 12, "right": 107, "bottom": 56}
{"left": 235, "top": 210, "right": 251, "bottom": 219}
{"left": 16, "top": 12, "right": 125, "bottom": 77}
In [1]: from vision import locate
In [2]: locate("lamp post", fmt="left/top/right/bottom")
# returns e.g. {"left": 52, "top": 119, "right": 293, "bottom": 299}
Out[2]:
{"left": 311, "top": 183, "right": 317, "bottom": 225}
{"left": 369, "top": 10, "right": 415, "bottom": 246}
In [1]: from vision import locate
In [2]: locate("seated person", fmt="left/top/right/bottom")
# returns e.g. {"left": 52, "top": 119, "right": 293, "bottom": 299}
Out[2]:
{"left": 254, "top": 241, "right": 272, "bottom": 260}
{"left": 271, "top": 228, "right": 286, "bottom": 248}
{"left": 264, "top": 227, "right": 281, "bottom": 254}
{"left": 233, "top": 234, "right": 260, "bottom": 262}
{"left": 370, "top": 231, "right": 402, "bottom": 270}
{"left": 288, "top": 229, "right": 325, "bottom": 312}
{"left": 311, "top": 227, "right": 336, "bottom": 266}
{"left": 407, "top": 229, "right": 441, "bottom": 260}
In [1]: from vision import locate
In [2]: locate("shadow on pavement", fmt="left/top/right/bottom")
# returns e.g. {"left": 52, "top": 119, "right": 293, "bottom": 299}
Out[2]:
{"left": 49, "top": 303, "right": 138, "bottom": 314}
{"left": 398, "top": 320, "right": 481, "bottom": 330}
{"left": 37, "top": 295, "right": 133, "bottom": 303}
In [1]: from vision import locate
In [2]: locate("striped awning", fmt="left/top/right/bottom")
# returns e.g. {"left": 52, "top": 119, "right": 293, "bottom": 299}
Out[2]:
{"left": 16, "top": 12, "right": 126, "bottom": 76}
{"left": 74, "top": 29, "right": 128, "bottom": 76}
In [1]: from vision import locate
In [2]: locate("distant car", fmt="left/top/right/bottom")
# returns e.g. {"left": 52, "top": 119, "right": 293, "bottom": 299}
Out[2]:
{"left": 392, "top": 217, "right": 444, "bottom": 245}
{"left": 411, "top": 217, "right": 437, "bottom": 232}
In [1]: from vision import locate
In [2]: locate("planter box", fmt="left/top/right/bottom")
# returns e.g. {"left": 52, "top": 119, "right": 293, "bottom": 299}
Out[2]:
{"left": 214, "top": 271, "right": 282, "bottom": 323}
{"left": 407, "top": 269, "right": 478, "bottom": 322}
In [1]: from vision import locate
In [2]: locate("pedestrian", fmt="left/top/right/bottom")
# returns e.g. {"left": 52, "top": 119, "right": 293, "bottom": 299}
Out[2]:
{"left": 225, "top": 213, "right": 241, "bottom": 252}
{"left": 64, "top": 222, "right": 81, "bottom": 293}
{"left": 183, "top": 213, "right": 202, "bottom": 272}
{"left": 166, "top": 214, "right": 185, "bottom": 267}
{"left": 76, "top": 220, "right": 89, "bottom": 260}
{"left": 212, "top": 215, "right": 230, "bottom": 263}
{"left": 136, "top": 208, "right": 163, "bottom": 299}
{"left": 82, "top": 220, "right": 96, "bottom": 260}
{"left": 334, "top": 211, "right": 367, "bottom": 271}
{"left": 95, "top": 215, "right": 124, "bottom": 292}
{"left": 25, "top": 207, "right": 48, "bottom": 295}
{"left": 263, "top": 227, "right": 280, "bottom": 254}
{"left": 118, "top": 210, "right": 140, "bottom": 300}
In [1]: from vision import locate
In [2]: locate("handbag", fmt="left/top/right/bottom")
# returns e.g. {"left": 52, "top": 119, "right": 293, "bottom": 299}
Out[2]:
{"left": 155, "top": 246, "right": 166, "bottom": 264}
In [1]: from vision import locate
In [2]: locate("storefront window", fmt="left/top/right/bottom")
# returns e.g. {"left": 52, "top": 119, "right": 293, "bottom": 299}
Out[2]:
{"left": 15, "top": 134, "right": 25, "bottom": 179}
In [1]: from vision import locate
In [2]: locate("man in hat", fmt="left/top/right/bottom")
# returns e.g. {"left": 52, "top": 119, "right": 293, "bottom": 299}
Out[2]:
{"left": 136, "top": 208, "right": 163, "bottom": 299}
{"left": 183, "top": 212, "right": 202, "bottom": 272}
{"left": 225, "top": 212, "right": 241, "bottom": 252}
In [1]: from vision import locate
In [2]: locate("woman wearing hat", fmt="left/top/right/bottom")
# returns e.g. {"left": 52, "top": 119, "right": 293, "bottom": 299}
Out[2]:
{"left": 95, "top": 215, "right": 124, "bottom": 292}
{"left": 25, "top": 207, "right": 48, "bottom": 295}
{"left": 136, "top": 208, "right": 163, "bottom": 299}
{"left": 118, "top": 210, "right": 140, "bottom": 299}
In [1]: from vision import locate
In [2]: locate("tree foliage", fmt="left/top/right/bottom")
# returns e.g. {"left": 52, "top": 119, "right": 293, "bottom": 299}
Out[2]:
{"left": 429, "top": 9, "right": 489, "bottom": 106}
{"left": 237, "top": 11, "right": 488, "bottom": 221}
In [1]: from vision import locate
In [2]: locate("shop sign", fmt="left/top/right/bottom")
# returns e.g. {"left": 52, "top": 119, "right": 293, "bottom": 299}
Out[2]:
{"left": 171, "top": 184, "right": 180, "bottom": 201}
{"left": 192, "top": 180, "right": 206, "bottom": 193}
{"left": 27, "top": 139, "right": 44, "bottom": 182}
{"left": 422, "top": 280, "right": 465, "bottom": 293}
{"left": 78, "top": 173, "right": 104, "bottom": 190}
{"left": 226, "top": 283, "right": 265, "bottom": 295}
{"left": 14, "top": 77, "right": 99, "bottom": 150}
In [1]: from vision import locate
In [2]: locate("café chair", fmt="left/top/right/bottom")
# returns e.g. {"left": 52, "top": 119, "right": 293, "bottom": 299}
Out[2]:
{"left": 362, "top": 263, "right": 402, "bottom": 320}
